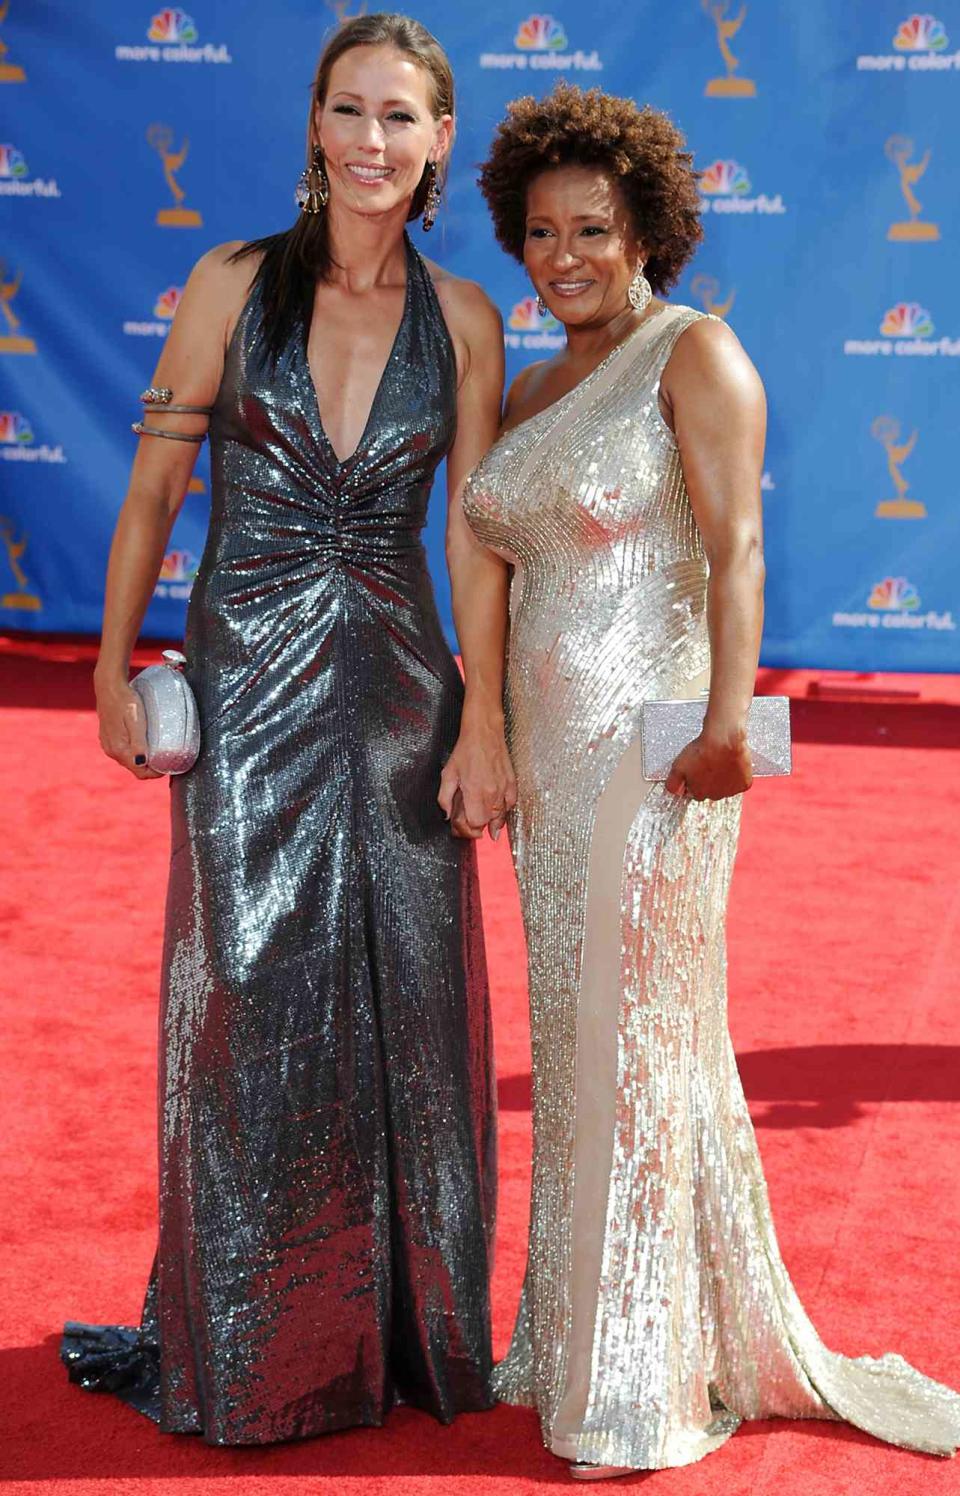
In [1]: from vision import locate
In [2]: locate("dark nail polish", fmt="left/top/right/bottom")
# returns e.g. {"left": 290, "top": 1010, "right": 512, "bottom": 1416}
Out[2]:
{"left": 134, "top": 754, "right": 146, "bottom": 766}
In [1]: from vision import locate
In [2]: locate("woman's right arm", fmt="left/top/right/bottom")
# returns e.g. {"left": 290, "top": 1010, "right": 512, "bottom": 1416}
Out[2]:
{"left": 95, "top": 244, "right": 247, "bottom": 778}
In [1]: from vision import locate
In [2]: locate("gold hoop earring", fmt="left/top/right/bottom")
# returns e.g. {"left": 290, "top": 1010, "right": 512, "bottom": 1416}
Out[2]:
{"left": 421, "top": 161, "right": 441, "bottom": 232}
{"left": 628, "top": 262, "right": 652, "bottom": 313}
{"left": 295, "top": 145, "right": 328, "bottom": 214}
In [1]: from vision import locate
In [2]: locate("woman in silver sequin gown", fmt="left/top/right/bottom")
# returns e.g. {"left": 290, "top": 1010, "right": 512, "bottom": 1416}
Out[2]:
{"left": 464, "top": 85, "right": 960, "bottom": 1477}
{"left": 61, "top": 19, "right": 516, "bottom": 1445}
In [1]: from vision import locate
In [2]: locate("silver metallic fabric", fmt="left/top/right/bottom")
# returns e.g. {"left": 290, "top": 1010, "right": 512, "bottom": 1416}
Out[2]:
{"left": 463, "top": 303, "right": 960, "bottom": 1468}
{"left": 62, "top": 236, "right": 497, "bottom": 1444}
{"left": 130, "top": 651, "right": 201, "bottom": 775}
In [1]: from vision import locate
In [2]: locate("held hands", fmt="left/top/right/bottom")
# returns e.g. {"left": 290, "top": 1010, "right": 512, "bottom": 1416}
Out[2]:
{"left": 664, "top": 726, "right": 753, "bottom": 802}
{"left": 95, "top": 676, "right": 163, "bottom": 780}
{"left": 438, "top": 713, "right": 518, "bottom": 841}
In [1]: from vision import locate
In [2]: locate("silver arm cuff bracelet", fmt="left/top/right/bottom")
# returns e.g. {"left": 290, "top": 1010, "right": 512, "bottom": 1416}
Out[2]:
{"left": 140, "top": 387, "right": 214, "bottom": 415}
{"left": 132, "top": 422, "right": 208, "bottom": 444}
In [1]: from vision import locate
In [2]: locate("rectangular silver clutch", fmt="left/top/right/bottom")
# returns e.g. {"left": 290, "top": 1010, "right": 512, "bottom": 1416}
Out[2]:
{"left": 130, "top": 649, "right": 201, "bottom": 775}
{"left": 640, "top": 696, "right": 792, "bottom": 782}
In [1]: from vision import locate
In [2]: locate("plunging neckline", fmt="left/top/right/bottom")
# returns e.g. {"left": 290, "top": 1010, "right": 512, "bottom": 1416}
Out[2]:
{"left": 302, "top": 236, "right": 414, "bottom": 470}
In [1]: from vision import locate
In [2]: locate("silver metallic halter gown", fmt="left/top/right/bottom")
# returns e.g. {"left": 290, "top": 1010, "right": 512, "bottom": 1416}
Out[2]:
{"left": 62, "top": 237, "right": 497, "bottom": 1444}
{"left": 463, "top": 303, "right": 960, "bottom": 1469}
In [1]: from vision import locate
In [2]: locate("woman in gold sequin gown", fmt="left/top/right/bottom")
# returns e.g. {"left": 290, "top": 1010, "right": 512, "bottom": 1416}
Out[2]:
{"left": 464, "top": 84, "right": 960, "bottom": 1478}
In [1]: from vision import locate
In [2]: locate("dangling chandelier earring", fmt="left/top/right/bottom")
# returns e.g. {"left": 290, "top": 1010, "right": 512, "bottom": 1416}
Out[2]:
{"left": 421, "top": 160, "right": 441, "bottom": 231}
{"left": 537, "top": 294, "right": 548, "bottom": 318}
{"left": 295, "top": 144, "right": 328, "bottom": 214}
{"left": 628, "top": 261, "right": 652, "bottom": 313}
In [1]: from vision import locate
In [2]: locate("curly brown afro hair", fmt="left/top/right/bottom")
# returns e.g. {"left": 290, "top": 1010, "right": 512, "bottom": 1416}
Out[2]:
{"left": 478, "top": 83, "right": 702, "bottom": 294}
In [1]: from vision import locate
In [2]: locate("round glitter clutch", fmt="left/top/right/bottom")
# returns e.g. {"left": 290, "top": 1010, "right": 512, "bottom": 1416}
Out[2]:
{"left": 130, "top": 649, "right": 200, "bottom": 775}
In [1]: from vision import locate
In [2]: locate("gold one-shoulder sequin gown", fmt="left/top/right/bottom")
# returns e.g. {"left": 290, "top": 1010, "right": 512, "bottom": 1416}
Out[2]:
{"left": 463, "top": 304, "right": 960, "bottom": 1469}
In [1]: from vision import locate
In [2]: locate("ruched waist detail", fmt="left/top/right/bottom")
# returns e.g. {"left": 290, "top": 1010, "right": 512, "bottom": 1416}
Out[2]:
{"left": 204, "top": 516, "right": 429, "bottom": 589}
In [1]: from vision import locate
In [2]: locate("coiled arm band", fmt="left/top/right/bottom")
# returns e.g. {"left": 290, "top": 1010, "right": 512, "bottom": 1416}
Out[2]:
{"left": 132, "top": 386, "right": 213, "bottom": 444}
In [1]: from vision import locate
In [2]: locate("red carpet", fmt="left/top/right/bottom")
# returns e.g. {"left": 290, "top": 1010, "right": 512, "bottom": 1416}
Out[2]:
{"left": 2, "top": 640, "right": 960, "bottom": 1496}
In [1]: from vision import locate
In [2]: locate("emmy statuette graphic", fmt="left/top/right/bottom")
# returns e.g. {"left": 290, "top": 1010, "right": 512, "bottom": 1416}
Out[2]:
{"left": 0, "top": 1, "right": 25, "bottom": 82}
{"left": 0, "top": 263, "right": 36, "bottom": 354}
{"left": 691, "top": 274, "right": 736, "bottom": 318}
{"left": 886, "top": 136, "right": 940, "bottom": 242}
{"left": 149, "top": 124, "right": 203, "bottom": 228}
{"left": 702, "top": 0, "right": 756, "bottom": 96}
{"left": 0, "top": 517, "right": 41, "bottom": 611}
{"left": 871, "top": 416, "right": 926, "bottom": 519}
{"left": 326, "top": 0, "right": 368, "bottom": 20}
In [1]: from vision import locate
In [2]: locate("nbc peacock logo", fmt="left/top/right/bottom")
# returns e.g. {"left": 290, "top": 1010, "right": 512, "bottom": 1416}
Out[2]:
{"left": 0, "top": 408, "right": 66, "bottom": 464}
{"left": 480, "top": 14, "right": 600, "bottom": 71}
{"left": 124, "top": 284, "right": 184, "bottom": 338}
{"left": 155, "top": 285, "right": 183, "bottom": 320}
{"left": 504, "top": 295, "right": 564, "bottom": 352}
{"left": 148, "top": 7, "right": 198, "bottom": 42}
{"left": 844, "top": 300, "right": 958, "bottom": 358}
{"left": 509, "top": 296, "right": 558, "bottom": 331}
{"left": 893, "top": 13, "right": 948, "bottom": 51}
{"left": 833, "top": 575, "right": 955, "bottom": 632}
{"left": 857, "top": 12, "right": 957, "bottom": 70}
{"left": 115, "top": 9, "right": 231, "bottom": 63}
{"left": 515, "top": 14, "right": 568, "bottom": 49}
{"left": 0, "top": 410, "right": 33, "bottom": 445}
{"left": 700, "top": 159, "right": 750, "bottom": 196}
{"left": 159, "top": 549, "right": 199, "bottom": 582}
{"left": 156, "top": 548, "right": 200, "bottom": 600}
{"left": 869, "top": 576, "right": 920, "bottom": 611}
{"left": 880, "top": 301, "right": 934, "bottom": 338}
{"left": 699, "top": 158, "right": 785, "bottom": 215}
{"left": 0, "top": 144, "right": 27, "bottom": 179}
{"left": 0, "top": 143, "right": 61, "bottom": 199}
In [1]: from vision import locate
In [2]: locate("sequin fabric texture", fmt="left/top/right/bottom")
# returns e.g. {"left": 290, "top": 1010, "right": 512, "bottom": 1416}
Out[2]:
{"left": 462, "top": 304, "right": 960, "bottom": 1469}
{"left": 62, "top": 236, "right": 497, "bottom": 1445}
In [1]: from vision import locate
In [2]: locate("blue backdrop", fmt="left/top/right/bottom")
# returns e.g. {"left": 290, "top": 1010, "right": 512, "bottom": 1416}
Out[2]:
{"left": 2, "top": 2, "right": 958, "bottom": 668}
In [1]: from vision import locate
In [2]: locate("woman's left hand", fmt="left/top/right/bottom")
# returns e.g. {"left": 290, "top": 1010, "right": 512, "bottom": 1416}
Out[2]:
{"left": 665, "top": 729, "right": 753, "bottom": 801}
{"left": 439, "top": 718, "right": 517, "bottom": 840}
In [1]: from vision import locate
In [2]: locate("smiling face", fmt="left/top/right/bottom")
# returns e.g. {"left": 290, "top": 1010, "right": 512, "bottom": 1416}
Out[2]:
{"left": 523, "top": 164, "right": 645, "bottom": 328}
{"left": 314, "top": 44, "right": 452, "bottom": 221}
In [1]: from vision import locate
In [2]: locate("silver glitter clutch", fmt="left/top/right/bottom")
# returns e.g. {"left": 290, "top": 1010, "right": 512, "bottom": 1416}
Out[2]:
{"left": 130, "top": 649, "right": 200, "bottom": 775}
{"left": 640, "top": 696, "right": 792, "bottom": 781}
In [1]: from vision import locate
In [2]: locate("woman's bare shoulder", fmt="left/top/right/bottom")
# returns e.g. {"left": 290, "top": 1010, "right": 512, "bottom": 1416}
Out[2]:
{"left": 665, "top": 312, "right": 750, "bottom": 369}
{"left": 422, "top": 258, "right": 502, "bottom": 342}
{"left": 662, "top": 312, "right": 762, "bottom": 401}
{"left": 174, "top": 241, "right": 265, "bottom": 347}
{"left": 188, "top": 241, "right": 262, "bottom": 299}
{"left": 143, "top": 241, "right": 265, "bottom": 375}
